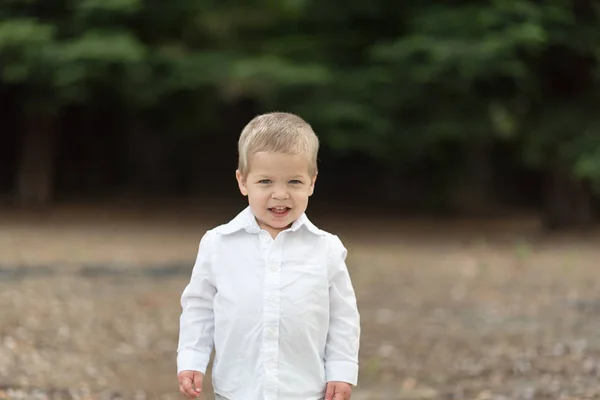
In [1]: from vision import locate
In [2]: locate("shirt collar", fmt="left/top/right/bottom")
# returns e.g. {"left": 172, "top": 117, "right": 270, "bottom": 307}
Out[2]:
{"left": 214, "top": 206, "right": 324, "bottom": 236}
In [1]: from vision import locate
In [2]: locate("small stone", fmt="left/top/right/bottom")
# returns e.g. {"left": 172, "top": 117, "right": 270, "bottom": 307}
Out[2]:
{"left": 401, "top": 377, "right": 417, "bottom": 391}
{"left": 133, "top": 390, "right": 147, "bottom": 400}
{"left": 3, "top": 336, "right": 17, "bottom": 350}
{"left": 374, "top": 309, "right": 394, "bottom": 324}
{"left": 582, "top": 357, "right": 596, "bottom": 374}
{"left": 475, "top": 390, "right": 492, "bottom": 400}
{"left": 551, "top": 343, "right": 565, "bottom": 356}
{"left": 377, "top": 343, "right": 396, "bottom": 358}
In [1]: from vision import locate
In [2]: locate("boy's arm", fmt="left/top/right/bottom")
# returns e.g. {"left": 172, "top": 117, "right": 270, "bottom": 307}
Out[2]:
{"left": 177, "top": 231, "right": 217, "bottom": 375}
{"left": 324, "top": 235, "right": 361, "bottom": 386}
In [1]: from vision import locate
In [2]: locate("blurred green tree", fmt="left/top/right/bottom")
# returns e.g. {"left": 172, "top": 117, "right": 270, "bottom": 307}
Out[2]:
{"left": 1, "top": 0, "right": 600, "bottom": 228}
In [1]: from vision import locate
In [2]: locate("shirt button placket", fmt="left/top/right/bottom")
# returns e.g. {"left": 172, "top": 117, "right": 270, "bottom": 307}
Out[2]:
{"left": 262, "top": 238, "right": 282, "bottom": 399}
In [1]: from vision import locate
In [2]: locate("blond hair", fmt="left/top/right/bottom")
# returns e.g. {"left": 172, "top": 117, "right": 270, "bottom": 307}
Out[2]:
{"left": 237, "top": 112, "right": 319, "bottom": 176}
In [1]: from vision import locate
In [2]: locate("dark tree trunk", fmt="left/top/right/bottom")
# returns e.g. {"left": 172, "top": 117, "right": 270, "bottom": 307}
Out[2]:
{"left": 542, "top": 163, "right": 595, "bottom": 230}
{"left": 450, "top": 138, "right": 497, "bottom": 216}
{"left": 15, "top": 113, "right": 57, "bottom": 206}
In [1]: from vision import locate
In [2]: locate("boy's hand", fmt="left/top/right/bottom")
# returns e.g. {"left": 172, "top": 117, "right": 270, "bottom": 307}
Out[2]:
{"left": 325, "top": 381, "right": 352, "bottom": 400}
{"left": 178, "top": 370, "right": 204, "bottom": 398}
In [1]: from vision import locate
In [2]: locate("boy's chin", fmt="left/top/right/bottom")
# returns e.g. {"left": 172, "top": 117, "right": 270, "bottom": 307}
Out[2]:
{"left": 267, "top": 215, "right": 293, "bottom": 226}
{"left": 267, "top": 214, "right": 296, "bottom": 227}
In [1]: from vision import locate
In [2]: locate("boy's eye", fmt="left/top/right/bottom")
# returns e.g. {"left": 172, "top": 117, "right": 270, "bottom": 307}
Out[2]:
{"left": 258, "top": 179, "right": 272, "bottom": 184}
{"left": 289, "top": 180, "right": 302, "bottom": 184}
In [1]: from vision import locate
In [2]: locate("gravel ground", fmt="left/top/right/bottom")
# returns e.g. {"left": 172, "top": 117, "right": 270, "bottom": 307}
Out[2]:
{"left": 2, "top": 205, "right": 600, "bottom": 399}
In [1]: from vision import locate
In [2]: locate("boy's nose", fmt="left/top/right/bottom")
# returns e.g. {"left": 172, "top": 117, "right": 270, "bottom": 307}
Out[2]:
{"left": 272, "top": 188, "right": 289, "bottom": 199}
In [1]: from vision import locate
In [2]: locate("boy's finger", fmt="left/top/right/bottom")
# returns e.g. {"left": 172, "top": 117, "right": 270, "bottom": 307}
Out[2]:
{"left": 324, "top": 382, "right": 335, "bottom": 400}
{"left": 181, "top": 376, "right": 199, "bottom": 398}
{"left": 179, "top": 385, "right": 193, "bottom": 399}
{"left": 193, "top": 371, "right": 203, "bottom": 392}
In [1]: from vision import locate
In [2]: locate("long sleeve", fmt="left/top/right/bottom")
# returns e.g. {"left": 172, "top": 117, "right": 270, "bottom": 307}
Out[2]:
{"left": 324, "top": 235, "right": 361, "bottom": 385}
{"left": 177, "top": 231, "right": 217, "bottom": 374}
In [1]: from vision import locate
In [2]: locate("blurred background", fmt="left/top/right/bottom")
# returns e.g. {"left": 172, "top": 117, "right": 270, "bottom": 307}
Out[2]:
{"left": 2, "top": 1, "right": 600, "bottom": 399}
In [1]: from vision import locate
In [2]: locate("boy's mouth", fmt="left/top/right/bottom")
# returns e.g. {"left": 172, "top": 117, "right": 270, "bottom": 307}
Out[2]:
{"left": 268, "top": 206, "right": 290, "bottom": 216}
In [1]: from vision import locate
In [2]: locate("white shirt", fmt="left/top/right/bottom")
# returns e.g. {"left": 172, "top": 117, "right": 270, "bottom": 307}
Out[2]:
{"left": 177, "top": 206, "right": 360, "bottom": 400}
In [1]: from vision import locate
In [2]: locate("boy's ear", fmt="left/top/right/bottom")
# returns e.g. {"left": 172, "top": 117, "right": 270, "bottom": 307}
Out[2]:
{"left": 235, "top": 170, "right": 248, "bottom": 196}
{"left": 308, "top": 171, "right": 318, "bottom": 196}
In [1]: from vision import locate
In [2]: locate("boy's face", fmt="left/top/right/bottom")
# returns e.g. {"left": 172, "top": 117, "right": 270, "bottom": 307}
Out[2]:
{"left": 236, "top": 151, "right": 316, "bottom": 238}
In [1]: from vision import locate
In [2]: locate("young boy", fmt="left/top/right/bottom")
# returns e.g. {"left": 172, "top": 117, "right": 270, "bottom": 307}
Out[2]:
{"left": 177, "top": 112, "right": 361, "bottom": 400}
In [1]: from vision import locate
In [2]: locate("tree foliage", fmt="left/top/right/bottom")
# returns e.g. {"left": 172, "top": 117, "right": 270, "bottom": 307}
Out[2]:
{"left": 2, "top": 0, "right": 600, "bottom": 219}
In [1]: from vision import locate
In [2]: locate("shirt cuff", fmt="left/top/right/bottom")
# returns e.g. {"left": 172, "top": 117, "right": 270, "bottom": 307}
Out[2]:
{"left": 177, "top": 349, "right": 211, "bottom": 374}
{"left": 325, "top": 360, "right": 359, "bottom": 386}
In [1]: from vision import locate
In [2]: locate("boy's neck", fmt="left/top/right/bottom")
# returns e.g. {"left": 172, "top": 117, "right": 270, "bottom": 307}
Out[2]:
{"left": 256, "top": 217, "right": 294, "bottom": 239}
